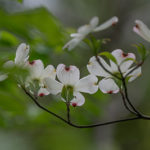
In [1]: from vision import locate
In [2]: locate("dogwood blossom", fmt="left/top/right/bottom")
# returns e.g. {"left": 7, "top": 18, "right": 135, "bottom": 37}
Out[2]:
{"left": 5, "top": 43, "right": 30, "bottom": 67}
{"left": 43, "top": 64, "right": 98, "bottom": 107}
{"left": 26, "top": 60, "right": 56, "bottom": 97}
{"left": 87, "top": 49, "right": 141, "bottom": 94}
{"left": 133, "top": 20, "right": 150, "bottom": 42}
{"left": 63, "top": 16, "right": 119, "bottom": 50}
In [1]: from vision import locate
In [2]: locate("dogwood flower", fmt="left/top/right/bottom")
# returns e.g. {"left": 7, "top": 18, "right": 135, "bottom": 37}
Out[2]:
{"left": 43, "top": 64, "right": 98, "bottom": 107}
{"left": 63, "top": 16, "right": 119, "bottom": 50}
{"left": 5, "top": 43, "right": 30, "bottom": 67}
{"left": 133, "top": 20, "right": 150, "bottom": 42}
{"left": 87, "top": 49, "right": 141, "bottom": 94}
{"left": 26, "top": 59, "right": 56, "bottom": 97}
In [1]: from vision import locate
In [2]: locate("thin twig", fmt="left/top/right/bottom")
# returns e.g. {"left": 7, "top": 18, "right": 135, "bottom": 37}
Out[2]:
{"left": 66, "top": 102, "right": 71, "bottom": 123}
{"left": 95, "top": 56, "right": 121, "bottom": 80}
{"left": 125, "top": 61, "right": 144, "bottom": 78}
{"left": 21, "top": 86, "right": 150, "bottom": 128}
{"left": 119, "top": 90, "right": 136, "bottom": 115}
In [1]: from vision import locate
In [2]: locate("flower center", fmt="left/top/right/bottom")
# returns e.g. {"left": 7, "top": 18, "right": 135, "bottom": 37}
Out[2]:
{"left": 107, "top": 90, "right": 113, "bottom": 94}
{"left": 135, "top": 24, "right": 139, "bottom": 29}
{"left": 29, "top": 61, "right": 35, "bottom": 65}
{"left": 65, "top": 66, "right": 70, "bottom": 71}
{"left": 72, "top": 103, "right": 77, "bottom": 107}
{"left": 112, "top": 22, "right": 117, "bottom": 26}
{"left": 39, "top": 93, "right": 45, "bottom": 97}
{"left": 122, "top": 52, "right": 128, "bottom": 57}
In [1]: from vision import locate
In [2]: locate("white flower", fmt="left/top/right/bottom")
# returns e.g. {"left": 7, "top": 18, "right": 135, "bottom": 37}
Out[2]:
{"left": 133, "top": 20, "right": 150, "bottom": 42}
{"left": 26, "top": 59, "right": 56, "bottom": 97}
{"left": 5, "top": 43, "right": 30, "bottom": 67}
{"left": 44, "top": 64, "right": 98, "bottom": 107}
{"left": 63, "top": 16, "right": 119, "bottom": 50}
{"left": 87, "top": 49, "right": 141, "bottom": 94}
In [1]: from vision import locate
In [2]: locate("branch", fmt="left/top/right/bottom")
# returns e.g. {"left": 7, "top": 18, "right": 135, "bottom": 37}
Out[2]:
{"left": 21, "top": 86, "right": 150, "bottom": 129}
{"left": 119, "top": 90, "right": 136, "bottom": 115}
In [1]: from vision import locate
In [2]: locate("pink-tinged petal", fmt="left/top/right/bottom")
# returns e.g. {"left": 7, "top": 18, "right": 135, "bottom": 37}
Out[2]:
{"left": 93, "top": 16, "right": 118, "bottom": 32}
{"left": 87, "top": 56, "right": 111, "bottom": 77}
{"left": 75, "top": 75, "right": 98, "bottom": 94}
{"left": 15, "top": 43, "right": 30, "bottom": 65}
{"left": 133, "top": 20, "right": 150, "bottom": 42}
{"left": 56, "top": 64, "right": 80, "bottom": 86}
{"left": 41, "top": 65, "right": 56, "bottom": 80}
{"left": 90, "top": 16, "right": 99, "bottom": 28}
{"left": 99, "top": 78, "right": 119, "bottom": 94}
{"left": 70, "top": 92, "right": 85, "bottom": 107}
{"left": 125, "top": 67, "right": 142, "bottom": 82}
{"left": 38, "top": 88, "right": 50, "bottom": 97}
{"left": 111, "top": 49, "right": 135, "bottom": 73}
{"left": 44, "top": 77, "right": 63, "bottom": 95}
{"left": 27, "top": 60, "right": 44, "bottom": 80}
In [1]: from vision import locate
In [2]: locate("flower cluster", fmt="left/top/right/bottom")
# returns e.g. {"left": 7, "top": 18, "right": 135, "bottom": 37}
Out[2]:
{"left": 2, "top": 16, "right": 146, "bottom": 108}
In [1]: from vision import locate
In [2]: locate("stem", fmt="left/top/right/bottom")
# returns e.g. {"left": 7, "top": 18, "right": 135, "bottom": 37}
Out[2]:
{"left": 125, "top": 61, "right": 144, "bottom": 78}
{"left": 66, "top": 102, "right": 71, "bottom": 123}
{"left": 122, "top": 77, "right": 143, "bottom": 116}
{"left": 95, "top": 55, "right": 121, "bottom": 80}
{"left": 119, "top": 90, "right": 136, "bottom": 115}
{"left": 22, "top": 86, "right": 150, "bottom": 129}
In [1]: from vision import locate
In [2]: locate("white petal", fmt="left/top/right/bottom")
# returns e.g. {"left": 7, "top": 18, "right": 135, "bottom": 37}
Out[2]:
{"left": 133, "top": 20, "right": 150, "bottom": 42}
{"left": 70, "top": 92, "right": 85, "bottom": 107}
{"left": 41, "top": 65, "right": 56, "bottom": 80}
{"left": 94, "top": 16, "right": 118, "bottom": 32}
{"left": 15, "top": 43, "right": 29, "bottom": 65}
{"left": 3, "top": 60, "right": 15, "bottom": 68}
{"left": 125, "top": 67, "right": 142, "bottom": 82}
{"left": 99, "top": 78, "right": 119, "bottom": 94}
{"left": 27, "top": 60, "right": 44, "bottom": 80}
{"left": 38, "top": 88, "right": 50, "bottom": 97}
{"left": 90, "top": 16, "right": 99, "bottom": 28}
{"left": 75, "top": 75, "right": 98, "bottom": 94}
{"left": 77, "top": 25, "right": 92, "bottom": 35}
{"left": 0, "top": 73, "right": 7, "bottom": 81}
{"left": 87, "top": 56, "right": 111, "bottom": 77}
{"left": 63, "top": 37, "right": 83, "bottom": 50}
{"left": 70, "top": 33, "right": 82, "bottom": 38}
{"left": 44, "top": 77, "right": 63, "bottom": 95}
{"left": 56, "top": 64, "right": 80, "bottom": 86}
{"left": 111, "top": 49, "right": 135, "bottom": 73}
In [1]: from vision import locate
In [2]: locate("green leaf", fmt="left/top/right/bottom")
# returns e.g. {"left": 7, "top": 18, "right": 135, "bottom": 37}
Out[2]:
{"left": 99, "top": 51, "right": 117, "bottom": 64}
{"left": 17, "top": 0, "right": 23, "bottom": 3}
{"left": 61, "top": 85, "right": 74, "bottom": 102}
{"left": 0, "top": 31, "right": 19, "bottom": 46}
{"left": 134, "top": 44, "right": 148, "bottom": 61}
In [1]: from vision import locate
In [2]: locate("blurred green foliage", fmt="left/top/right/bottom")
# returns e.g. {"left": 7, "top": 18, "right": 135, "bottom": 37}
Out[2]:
{"left": 0, "top": 4, "right": 110, "bottom": 150}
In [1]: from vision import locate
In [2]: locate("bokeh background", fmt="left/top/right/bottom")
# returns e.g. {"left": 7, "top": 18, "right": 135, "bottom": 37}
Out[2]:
{"left": 0, "top": 0, "right": 150, "bottom": 150}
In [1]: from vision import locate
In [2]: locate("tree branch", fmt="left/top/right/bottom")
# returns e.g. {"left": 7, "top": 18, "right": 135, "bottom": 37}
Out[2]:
{"left": 21, "top": 86, "right": 150, "bottom": 129}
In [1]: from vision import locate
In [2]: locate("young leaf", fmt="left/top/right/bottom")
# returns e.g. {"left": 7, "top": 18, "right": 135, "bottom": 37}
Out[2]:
{"left": 134, "top": 44, "right": 148, "bottom": 61}
{"left": 17, "top": 0, "right": 23, "bottom": 3}
{"left": 99, "top": 51, "right": 117, "bottom": 64}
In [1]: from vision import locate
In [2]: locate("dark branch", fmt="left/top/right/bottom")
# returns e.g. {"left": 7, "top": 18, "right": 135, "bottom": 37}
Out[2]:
{"left": 119, "top": 90, "right": 136, "bottom": 115}
{"left": 21, "top": 86, "right": 150, "bottom": 129}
